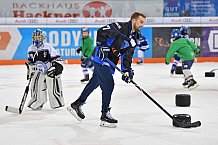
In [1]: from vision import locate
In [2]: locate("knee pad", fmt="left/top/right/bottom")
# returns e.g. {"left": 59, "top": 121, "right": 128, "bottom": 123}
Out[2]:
{"left": 27, "top": 71, "right": 47, "bottom": 110}
{"left": 46, "top": 75, "right": 64, "bottom": 109}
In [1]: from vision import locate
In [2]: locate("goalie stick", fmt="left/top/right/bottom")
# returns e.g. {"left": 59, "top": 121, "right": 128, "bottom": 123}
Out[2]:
{"left": 105, "top": 58, "right": 201, "bottom": 128}
{"left": 5, "top": 62, "right": 32, "bottom": 114}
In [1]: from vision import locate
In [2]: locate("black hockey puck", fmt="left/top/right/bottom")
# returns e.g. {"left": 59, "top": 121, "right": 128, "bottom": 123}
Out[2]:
{"left": 175, "top": 66, "right": 183, "bottom": 74}
{"left": 173, "top": 114, "right": 191, "bottom": 127}
{"left": 205, "top": 72, "right": 215, "bottom": 77}
{"left": 175, "top": 94, "right": 191, "bottom": 107}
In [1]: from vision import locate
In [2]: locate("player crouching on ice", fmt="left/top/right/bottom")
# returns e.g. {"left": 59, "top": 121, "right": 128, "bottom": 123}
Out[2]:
{"left": 165, "top": 29, "right": 200, "bottom": 90}
{"left": 26, "top": 29, "right": 65, "bottom": 110}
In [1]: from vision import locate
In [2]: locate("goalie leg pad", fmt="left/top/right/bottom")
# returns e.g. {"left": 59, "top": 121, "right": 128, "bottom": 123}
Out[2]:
{"left": 27, "top": 71, "right": 47, "bottom": 110}
{"left": 46, "top": 75, "right": 64, "bottom": 109}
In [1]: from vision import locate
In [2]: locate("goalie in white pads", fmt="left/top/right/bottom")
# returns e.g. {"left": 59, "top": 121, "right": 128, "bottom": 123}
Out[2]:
{"left": 26, "top": 29, "right": 64, "bottom": 110}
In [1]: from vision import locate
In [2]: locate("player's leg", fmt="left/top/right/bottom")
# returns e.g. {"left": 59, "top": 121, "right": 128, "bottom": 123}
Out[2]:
{"left": 87, "top": 58, "right": 94, "bottom": 72}
{"left": 27, "top": 71, "right": 47, "bottom": 110}
{"left": 46, "top": 75, "right": 64, "bottom": 109}
{"left": 182, "top": 60, "right": 199, "bottom": 90}
{"left": 94, "top": 62, "right": 118, "bottom": 127}
{"left": 171, "top": 54, "right": 180, "bottom": 75}
{"left": 67, "top": 70, "right": 99, "bottom": 121}
{"left": 46, "top": 61, "right": 65, "bottom": 109}
{"left": 137, "top": 49, "right": 144, "bottom": 64}
{"left": 80, "top": 59, "right": 89, "bottom": 82}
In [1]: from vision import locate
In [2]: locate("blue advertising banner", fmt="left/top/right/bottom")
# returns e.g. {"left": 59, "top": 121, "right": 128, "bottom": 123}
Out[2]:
{"left": 164, "top": 0, "right": 218, "bottom": 17}
{"left": 13, "top": 27, "right": 152, "bottom": 60}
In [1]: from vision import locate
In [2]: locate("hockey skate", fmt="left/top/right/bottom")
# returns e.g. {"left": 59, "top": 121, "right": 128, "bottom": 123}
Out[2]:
{"left": 136, "top": 60, "right": 143, "bottom": 64}
{"left": 182, "top": 79, "right": 189, "bottom": 88}
{"left": 187, "top": 79, "right": 199, "bottom": 90}
{"left": 67, "top": 99, "right": 85, "bottom": 121}
{"left": 80, "top": 75, "right": 89, "bottom": 82}
{"left": 100, "top": 108, "right": 118, "bottom": 128}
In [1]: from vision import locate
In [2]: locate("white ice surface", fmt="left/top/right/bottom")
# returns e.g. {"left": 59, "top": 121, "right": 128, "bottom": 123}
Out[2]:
{"left": 0, "top": 62, "right": 218, "bottom": 145}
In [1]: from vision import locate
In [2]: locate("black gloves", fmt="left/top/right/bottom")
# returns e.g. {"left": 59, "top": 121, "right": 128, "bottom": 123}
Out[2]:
{"left": 121, "top": 68, "right": 134, "bottom": 83}
{"left": 165, "top": 59, "right": 169, "bottom": 65}
{"left": 76, "top": 47, "right": 82, "bottom": 54}
{"left": 98, "top": 46, "right": 110, "bottom": 60}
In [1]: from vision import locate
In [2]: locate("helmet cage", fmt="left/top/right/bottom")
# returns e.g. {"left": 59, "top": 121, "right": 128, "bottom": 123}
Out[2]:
{"left": 32, "top": 29, "right": 43, "bottom": 48}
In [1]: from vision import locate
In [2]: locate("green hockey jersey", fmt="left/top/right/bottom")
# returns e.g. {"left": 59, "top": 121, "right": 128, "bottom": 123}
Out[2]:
{"left": 166, "top": 38, "right": 200, "bottom": 64}
{"left": 81, "top": 36, "right": 94, "bottom": 58}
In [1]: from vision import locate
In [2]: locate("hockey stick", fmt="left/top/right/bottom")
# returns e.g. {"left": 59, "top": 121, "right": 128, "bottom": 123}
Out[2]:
{"left": 5, "top": 62, "right": 32, "bottom": 114}
{"left": 105, "top": 58, "right": 201, "bottom": 128}
{"left": 5, "top": 78, "right": 31, "bottom": 114}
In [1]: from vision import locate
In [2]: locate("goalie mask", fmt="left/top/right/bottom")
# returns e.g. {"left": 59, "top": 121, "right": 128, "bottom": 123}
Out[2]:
{"left": 32, "top": 29, "right": 44, "bottom": 48}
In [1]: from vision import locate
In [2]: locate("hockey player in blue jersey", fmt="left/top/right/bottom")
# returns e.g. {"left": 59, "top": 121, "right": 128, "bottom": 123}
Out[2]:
{"left": 67, "top": 12, "right": 146, "bottom": 128}
{"left": 170, "top": 25, "right": 191, "bottom": 75}
{"left": 136, "top": 33, "right": 149, "bottom": 64}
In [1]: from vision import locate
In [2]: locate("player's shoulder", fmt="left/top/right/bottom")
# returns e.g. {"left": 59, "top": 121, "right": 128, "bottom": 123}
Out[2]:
{"left": 43, "top": 43, "right": 53, "bottom": 49}
{"left": 27, "top": 45, "right": 36, "bottom": 52}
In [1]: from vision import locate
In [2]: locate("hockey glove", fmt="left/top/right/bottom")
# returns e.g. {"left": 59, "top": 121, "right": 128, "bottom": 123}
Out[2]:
{"left": 98, "top": 46, "right": 110, "bottom": 60}
{"left": 121, "top": 68, "right": 134, "bottom": 83}
{"left": 76, "top": 47, "right": 82, "bottom": 54}
{"left": 47, "top": 61, "right": 63, "bottom": 78}
{"left": 165, "top": 59, "right": 169, "bottom": 65}
{"left": 195, "top": 49, "right": 200, "bottom": 55}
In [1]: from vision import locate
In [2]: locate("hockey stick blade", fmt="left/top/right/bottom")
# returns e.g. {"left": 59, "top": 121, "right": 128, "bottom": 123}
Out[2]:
{"left": 5, "top": 106, "right": 21, "bottom": 114}
{"left": 190, "top": 121, "right": 201, "bottom": 128}
{"left": 174, "top": 120, "right": 201, "bottom": 128}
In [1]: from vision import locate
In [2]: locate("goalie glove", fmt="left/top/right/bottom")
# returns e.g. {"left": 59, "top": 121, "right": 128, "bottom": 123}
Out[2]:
{"left": 47, "top": 61, "right": 63, "bottom": 78}
{"left": 121, "top": 68, "right": 134, "bottom": 83}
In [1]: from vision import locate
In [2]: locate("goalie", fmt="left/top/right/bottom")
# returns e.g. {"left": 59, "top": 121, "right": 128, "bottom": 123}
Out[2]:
{"left": 26, "top": 29, "right": 64, "bottom": 110}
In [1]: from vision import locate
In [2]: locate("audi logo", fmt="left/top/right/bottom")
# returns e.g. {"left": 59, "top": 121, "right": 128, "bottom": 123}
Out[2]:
{"left": 183, "top": 18, "right": 193, "bottom": 22}
{"left": 68, "top": 19, "right": 78, "bottom": 23}
{"left": 107, "top": 19, "right": 117, "bottom": 23}
{"left": 146, "top": 19, "right": 155, "bottom": 23}
{"left": 28, "top": 19, "right": 38, "bottom": 23}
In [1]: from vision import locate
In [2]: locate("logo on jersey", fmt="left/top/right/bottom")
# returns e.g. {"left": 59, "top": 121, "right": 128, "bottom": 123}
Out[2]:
{"left": 83, "top": 1, "right": 112, "bottom": 17}
{"left": 43, "top": 51, "right": 48, "bottom": 57}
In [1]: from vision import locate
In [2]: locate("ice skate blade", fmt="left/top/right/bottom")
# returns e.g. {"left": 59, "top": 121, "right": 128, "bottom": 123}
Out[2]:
{"left": 188, "top": 84, "right": 199, "bottom": 90}
{"left": 67, "top": 106, "right": 82, "bottom": 121}
{"left": 183, "top": 85, "right": 188, "bottom": 88}
{"left": 100, "top": 121, "right": 117, "bottom": 128}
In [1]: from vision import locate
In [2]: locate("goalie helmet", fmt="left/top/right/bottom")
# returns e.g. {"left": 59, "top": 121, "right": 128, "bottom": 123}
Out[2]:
{"left": 81, "top": 27, "right": 89, "bottom": 38}
{"left": 171, "top": 29, "right": 181, "bottom": 41}
{"left": 32, "top": 29, "right": 44, "bottom": 48}
{"left": 180, "top": 25, "right": 191, "bottom": 35}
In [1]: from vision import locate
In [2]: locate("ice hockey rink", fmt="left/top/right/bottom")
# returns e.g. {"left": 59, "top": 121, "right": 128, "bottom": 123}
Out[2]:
{"left": 0, "top": 62, "right": 218, "bottom": 145}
